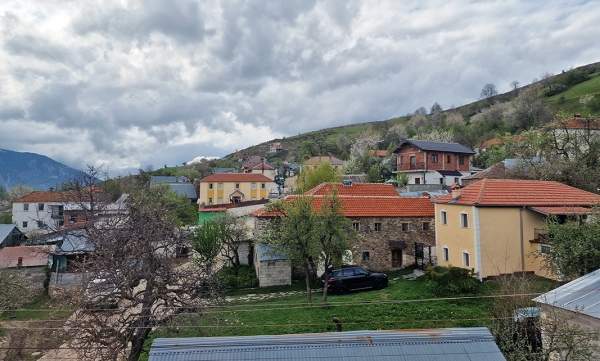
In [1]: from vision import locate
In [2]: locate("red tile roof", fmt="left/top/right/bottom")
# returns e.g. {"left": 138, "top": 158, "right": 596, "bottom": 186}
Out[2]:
{"left": 15, "top": 191, "right": 83, "bottom": 203}
{"left": 0, "top": 246, "right": 52, "bottom": 268}
{"left": 305, "top": 183, "right": 399, "bottom": 197}
{"left": 250, "top": 162, "right": 275, "bottom": 170}
{"left": 254, "top": 195, "right": 433, "bottom": 218}
{"left": 432, "top": 179, "right": 600, "bottom": 207}
{"left": 200, "top": 173, "right": 273, "bottom": 183}
{"left": 529, "top": 206, "right": 594, "bottom": 216}
{"left": 558, "top": 117, "right": 600, "bottom": 130}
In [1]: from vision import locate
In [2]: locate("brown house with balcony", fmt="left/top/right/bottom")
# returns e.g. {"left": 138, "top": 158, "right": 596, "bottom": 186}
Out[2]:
{"left": 394, "top": 139, "right": 475, "bottom": 186}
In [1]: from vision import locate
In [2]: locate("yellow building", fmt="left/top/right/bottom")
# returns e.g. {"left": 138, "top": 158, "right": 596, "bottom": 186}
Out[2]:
{"left": 303, "top": 155, "right": 344, "bottom": 172}
{"left": 432, "top": 179, "right": 600, "bottom": 280}
{"left": 198, "top": 173, "right": 275, "bottom": 206}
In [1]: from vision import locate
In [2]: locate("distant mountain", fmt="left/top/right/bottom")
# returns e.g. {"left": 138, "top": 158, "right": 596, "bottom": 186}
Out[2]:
{"left": 0, "top": 149, "right": 86, "bottom": 190}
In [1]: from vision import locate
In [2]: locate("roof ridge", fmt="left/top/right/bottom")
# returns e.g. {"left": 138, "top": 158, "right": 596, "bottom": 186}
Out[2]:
{"left": 475, "top": 178, "right": 488, "bottom": 205}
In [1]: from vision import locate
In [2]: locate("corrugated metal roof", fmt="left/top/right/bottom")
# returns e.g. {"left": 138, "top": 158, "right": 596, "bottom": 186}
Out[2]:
{"left": 256, "top": 243, "right": 288, "bottom": 262}
{"left": 0, "top": 224, "right": 17, "bottom": 245}
{"left": 167, "top": 183, "right": 198, "bottom": 200}
{"left": 149, "top": 328, "right": 506, "bottom": 361}
{"left": 395, "top": 140, "right": 475, "bottom": 154}
{"left": 534, "top": 268, "right": 600, "bottom": 319}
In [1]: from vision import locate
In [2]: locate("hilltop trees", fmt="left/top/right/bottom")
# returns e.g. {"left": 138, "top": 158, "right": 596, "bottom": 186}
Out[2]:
{"left": 480, "top": 83, "right": 498, "bottom": 98}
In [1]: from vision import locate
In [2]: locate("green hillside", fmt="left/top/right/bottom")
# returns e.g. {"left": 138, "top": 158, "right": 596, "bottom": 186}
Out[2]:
{"left": 225, "top": 61, "right": 600, "bottom": 165}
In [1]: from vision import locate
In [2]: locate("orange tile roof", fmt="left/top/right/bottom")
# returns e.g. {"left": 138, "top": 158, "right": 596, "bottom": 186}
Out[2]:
{"left": 254, "top": 195, "right": 433, "bottom": 218}
{"left": 305, "top": 183, "right": 399, "bottom": 197}
{"left": 15, "top": 191, "right": 84, "bottom": 203}
{"left": 432, "top": 179, "right": 600, "bottom": 207}
{"left": 559, "top": 117, "right": 600, "bottom": 130}
{"left": 0, "top": 246, "right": 52, "bottom": 268}
{"left": 200, "top": 173, "right": 273, "bottom": 183}
{"left": 529, "top": 206, "right": 594, "bottom": 216}
{"left": 479, "top": 137, "right": 504, "bottom": 149}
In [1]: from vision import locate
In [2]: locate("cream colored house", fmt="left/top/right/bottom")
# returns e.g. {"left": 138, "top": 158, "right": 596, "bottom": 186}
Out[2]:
{"left": 432, "top": 179, "right": 600, "bottom": 280}
{"left": 198, "top": 173, "right": 275, "bottom": 206}
{"left": 303, "top": 155, "right": 344, "bottom": 172}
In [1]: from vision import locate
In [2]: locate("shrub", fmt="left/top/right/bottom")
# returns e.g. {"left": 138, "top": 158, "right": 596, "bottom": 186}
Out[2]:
{"left": 425, "top": 266, "right": 481, "bottom": 296}
{"left": 218, "top": 265, "right": 258, "bottom": 289}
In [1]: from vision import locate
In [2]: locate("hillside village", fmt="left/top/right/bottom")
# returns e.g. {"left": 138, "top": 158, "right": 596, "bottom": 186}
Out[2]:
{"left": 2, "top": 3, "right": 600, "bottom": 358}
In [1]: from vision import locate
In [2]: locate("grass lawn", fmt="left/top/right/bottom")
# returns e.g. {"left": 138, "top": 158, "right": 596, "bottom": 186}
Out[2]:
{"left": 139, "top": 272, "right": 557, "bottom": 360}
{"left": 546, "top": 73, "right": 600, "bottom": 114}
{"left": 0, "top": 294, "right": 73, "bottom": 322}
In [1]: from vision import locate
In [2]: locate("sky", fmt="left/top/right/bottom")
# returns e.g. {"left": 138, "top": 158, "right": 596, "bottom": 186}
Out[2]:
{"left": 1, "top": 0, "right": 600, "bottom": 175}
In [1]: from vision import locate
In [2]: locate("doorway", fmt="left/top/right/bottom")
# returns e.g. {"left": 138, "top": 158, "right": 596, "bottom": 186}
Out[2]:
{"left": 391, "top": 249, "right": 403, "bottom": 268}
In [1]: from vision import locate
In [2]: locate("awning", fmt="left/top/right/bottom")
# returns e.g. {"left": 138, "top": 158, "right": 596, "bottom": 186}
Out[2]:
{"left": 437, "top": 170, "right": 463, "bottom": 177}
{"left": 529, "top": 206, "right": 593, "bottom": 216}
{"left": 388, "top": 240, "right": 406, "bottom": 249}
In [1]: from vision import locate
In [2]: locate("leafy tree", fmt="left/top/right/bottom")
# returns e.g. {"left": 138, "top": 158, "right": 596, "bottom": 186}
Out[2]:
{"left": 0, "top": 185, "right": 8, "bottom": 200}
{"left": 8, "top": 185, "right": 33, "bottom": 202}
{"left": 297, "top": 162, "right": 340, "bottom": 193}
{"left": 192, "top": 219, "right": 225, "bottom": 271}
{"left": 430, "top": 102, "right": 443, "bottom": 114}
{"left": 413, "top": 106, "right": 427, "bottom": 115}
{"left": 480, "top": 83, "right": 498, "bottom": 99}
{"left": 161, "top": 187, "right": 198, "bottom": 226}
{"left": 396, "top": 173, "right": 409, "bottom": 187}
{"left": 367, "top": 163, "right": 384, "bottom": 182}
{"left": 544, "top": 213, "right": 600, "bottom": 278}
{"left": 0, "top": 212, "right": 11, "bottom": 224}
{"left": 262, "top": 197, "right": 321, "bottom": 302}
{"left": 317, "top": 193, "right": 354, "bottom": 301}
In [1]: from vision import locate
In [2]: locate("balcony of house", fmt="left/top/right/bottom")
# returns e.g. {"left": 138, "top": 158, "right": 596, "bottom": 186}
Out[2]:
{"left": 396, "top": 161, "right": 426, "bottom": 171}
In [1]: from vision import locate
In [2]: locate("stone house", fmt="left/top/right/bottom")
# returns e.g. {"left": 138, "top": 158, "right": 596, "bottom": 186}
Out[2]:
{"left": 253, "top": 182, "right": 435, "bottom": 273}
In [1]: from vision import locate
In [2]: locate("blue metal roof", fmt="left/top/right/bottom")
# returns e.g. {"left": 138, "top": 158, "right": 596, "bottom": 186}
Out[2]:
{"left": 255, "top": 243, "right": 288, "bottom": 262}
{"left": 395, "top": 140, "right": 475, "bottom": 154}
{"left": 0, "top": 224, "right": 18, "bottom": 246}
{"left": 149, "top": 328, "right": 506, "bottom": 361}
{"left": 43, "top": 230, "right": 94, "bottom": 254}
{"left": 534, "top": 268, "right": 600, "bottom": 319}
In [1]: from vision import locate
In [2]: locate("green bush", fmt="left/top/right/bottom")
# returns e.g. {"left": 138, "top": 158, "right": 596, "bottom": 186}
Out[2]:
{"left": 218, "top": 265, "right": 258, "bottom": 289}
{"left": 425, "top": 266, "right": 481, "bottom": 296}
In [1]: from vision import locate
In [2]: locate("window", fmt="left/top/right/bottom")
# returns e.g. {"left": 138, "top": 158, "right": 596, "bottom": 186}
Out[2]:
{"left": 37, "top": 220, "right": 44, "bottom": 228}
{"left": 208, "top": 197, "right": 213, "bottom": 204}
{"left": 443, "top": 247, "right": 449, "bottom": 261}
{"left": 352, "top": 222, "right": 360, "bottom": 231}
{"left": 463, "top": 252, "right": 470, "bottom": 267}
{"left": 209, "top": 183, "right": 214, "bottom": 189}
{"left": 540, "top": 244, "right": 552, "bottom": 254}
{"left": 69, "top": 215, "right": 77, "bottom": 224}
{"left": 431, "top": 153, "right": 438, "bottom": 163}
{"left": 251, "top": 182, "right": 257, "bottom": 189}
{"left": 459, "top": 155, "right": 465, "bottom": 165}
{"left": 23, "top": 203, "right": 29, "bottom": 211}
{"left": 454, "top": 177, "right": 460, "bottom": 185}
{"left": 422, "top": 222, "right": 430, "bottom": 231}
{"left": 441, "top": 211, "right": 448, "bottom": 225}
{"left": 17, "top": 257, "right": 23, "bottom": 267}
{"left": 22, "top": 221, "right": 28, "bottom": 228}
{"left": 401, "top": 223, "right": 409, "bottom": 232}
{"left": 235, "top": 183, "right": 240, "bottom": 189}
{"left": 374, "top": 222, "right": 382, "bottom": 232}
{"left": 362, "top": 251, "right": 370, "bottom": 261}
{"left": 410, "top": 155, "right": 416, "bottom": 167}
{"left": 414, "top": 177, "right": 421, "bottom": 184}
{"left": 353, "top": 267, "right": 368, "bottom": 276}
{"left": 217, "top": 183, "right": 224, "bottom": 190}
{"left": 461, "top": 213, "right": 469, "bottom": 228}
{"left": 38, "top": 203, "right": 44, "bottom": 211}
{"left": 439, "top": 177, "right": 444, "bottom": 185}
{"left": 399, "top": 155, "right": 404, "bottom": 166}
{"left": 261, "top": 183, "right": 266, "bottom": 189}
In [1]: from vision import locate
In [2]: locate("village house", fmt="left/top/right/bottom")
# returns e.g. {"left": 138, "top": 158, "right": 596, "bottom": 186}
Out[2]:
{"left": 254, "top": 182, "right": 435, "bottom": 273}
{"left": 432, "top": 179, "right": 600, "bottom": 280}
{"left": 150, "top": 176, "right": 198, "bottom": 204}
{"left": 240, "top": 156, "right": 277, "bottom": 180}
{"left": 198, "top": 173, "right": 275, "bottom": 206}
{"left": 268, "top": 142, "right": 285, "bottom": 153}
{"left": 303, "top": 155, "right": 345, "bottom": 172}
{"left": 533, "top": 269, "right": 600, "bottom": 360}
{"left": 0, "top": 245, "right": 52, "bottom": 295}
{"left": 394, "top": 139, "right": 475, "bottom": 186}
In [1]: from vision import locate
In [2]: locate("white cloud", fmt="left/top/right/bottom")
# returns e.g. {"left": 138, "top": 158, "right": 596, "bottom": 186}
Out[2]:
{"left": 0, "top": 0, "right": 599, "bottom": 174}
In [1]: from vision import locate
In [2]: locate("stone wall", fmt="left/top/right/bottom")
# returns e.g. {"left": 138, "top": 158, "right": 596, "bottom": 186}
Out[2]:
{"left": 350, "top": 216, "right": 435, "bottom": 272}
{"left": 255, "top": 260, "right": 292, "bottom": 287}
{"left": 0, "top": 266, "right": 47, "bottom": 296}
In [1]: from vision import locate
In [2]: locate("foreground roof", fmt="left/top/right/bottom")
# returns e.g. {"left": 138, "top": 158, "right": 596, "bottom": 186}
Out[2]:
{"left": 255, "top": 195, "right": 434, "bottom": 218}
{"left": 149, "top": 328, "right": 506, "bottom": 361}
{"left": 394, "top": 139, "right": 475, "bottom": 154}
{"left": 432, "top": 179, "right": 600, "bottom": 207}
{"left": 200, "top": 173, "right": 273, "bottom": 183}
{"left": 534, "top": 268, "right": 600, "bottom": 319}
{"left": 305, "top": 183, "right": 399, "bottom": 197}
{"left": 14, "top": 191, "right": 81, "bottom": 203}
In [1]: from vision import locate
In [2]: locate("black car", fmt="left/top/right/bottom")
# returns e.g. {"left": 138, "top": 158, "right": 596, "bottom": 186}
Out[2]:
{"left": 323, "top": 266, "right": 388, "bottom": 293}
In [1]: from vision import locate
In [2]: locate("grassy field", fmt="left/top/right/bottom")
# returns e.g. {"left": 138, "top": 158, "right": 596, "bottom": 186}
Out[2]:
{"left": 139, "top": 271, "right": 556, "bottom": 360}
{"left": 546, "top": 72, "right": 600, "bottom": 114}
{"left": 0, "top": 294, "right": 73, "bottom": 322}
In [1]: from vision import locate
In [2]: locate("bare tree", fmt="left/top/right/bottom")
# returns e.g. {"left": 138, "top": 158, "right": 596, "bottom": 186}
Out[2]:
{"left": 511, "top": 80, "right": 520, "bottom": 90}
{"left": 481, "top": 83, "right": 498, "bottom": 99}
{"left": 0, "top": 272, "right": 33, "bottom": 310}
{"left": 65, "top": 176, "right": 219, "bottom": 361}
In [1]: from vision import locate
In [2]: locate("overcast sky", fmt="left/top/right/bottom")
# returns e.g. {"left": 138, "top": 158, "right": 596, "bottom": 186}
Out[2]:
{"left": 1, "top": 0, "right": 599, "bottom": 175}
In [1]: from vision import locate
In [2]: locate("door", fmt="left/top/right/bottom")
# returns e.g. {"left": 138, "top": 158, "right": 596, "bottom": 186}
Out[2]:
{"left": 392, "top": 250, "right": 403, "bottom": 268}
{"left": 414, "top": 243, "right": 425, "bottom": 268}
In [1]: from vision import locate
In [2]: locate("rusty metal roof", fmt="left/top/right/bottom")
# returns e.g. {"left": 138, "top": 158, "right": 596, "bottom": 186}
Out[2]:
{"left": 149, "top": 327, "right": 506, "bottom": 361}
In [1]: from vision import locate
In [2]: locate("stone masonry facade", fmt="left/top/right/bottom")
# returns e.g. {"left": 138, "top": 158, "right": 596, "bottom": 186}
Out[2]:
{"left": 350, "top": 216, "right": 435, "bottom": 272}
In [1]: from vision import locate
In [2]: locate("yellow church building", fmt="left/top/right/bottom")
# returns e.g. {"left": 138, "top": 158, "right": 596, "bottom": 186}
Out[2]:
{"left": 198, "top": 173, "right": 275, "bottom": 206}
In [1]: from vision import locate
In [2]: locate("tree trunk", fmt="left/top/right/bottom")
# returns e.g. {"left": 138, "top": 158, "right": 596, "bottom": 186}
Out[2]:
{"left": 322, "top": 275, "right": 329, "bottom": 303}
{"left": 304, "top": 262, "right": 312, "bottom": 304}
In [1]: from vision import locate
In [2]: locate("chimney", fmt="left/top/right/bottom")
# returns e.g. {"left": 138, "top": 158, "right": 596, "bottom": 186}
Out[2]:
{"left": 451, "top": 184, "right": 461, "bottom": 199}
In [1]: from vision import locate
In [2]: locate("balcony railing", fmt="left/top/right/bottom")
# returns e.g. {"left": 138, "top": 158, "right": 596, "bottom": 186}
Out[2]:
{"left": 397, "top": 162, "right": 426, "bottom": 171}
